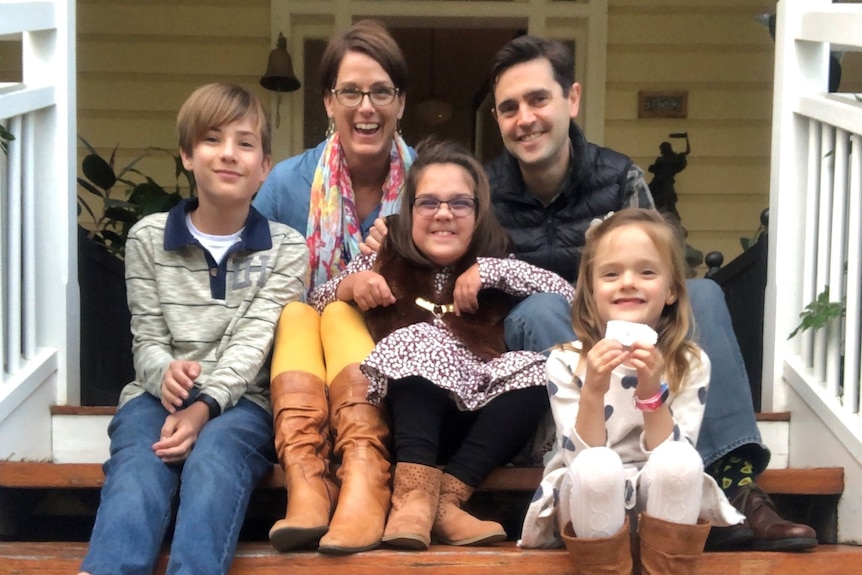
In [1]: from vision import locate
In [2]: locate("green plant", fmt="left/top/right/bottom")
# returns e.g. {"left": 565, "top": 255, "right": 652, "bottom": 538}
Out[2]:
{"left": 0, "top": 123, "right": 13, "bottom": 154}
{"left": 77, "top": 136, "right": 195, "bottom": 259}
{"left": 788, "top": 285, "right": 845, "bottom": 339}
{"left": 739, "top": 221, "right": 766, "bottom": 251}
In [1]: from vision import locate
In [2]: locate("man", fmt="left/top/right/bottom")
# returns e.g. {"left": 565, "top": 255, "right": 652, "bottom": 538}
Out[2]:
{"left": 485, "top": 35, "right": 816, "bottom": 552}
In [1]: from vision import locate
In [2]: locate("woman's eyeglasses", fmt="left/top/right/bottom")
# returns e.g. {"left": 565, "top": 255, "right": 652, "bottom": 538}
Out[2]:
{"left": 330, "top": 86, "right": 399, "bottom": 108}
{"left": 413, "top": 197, "right": 477, "bottom": 218}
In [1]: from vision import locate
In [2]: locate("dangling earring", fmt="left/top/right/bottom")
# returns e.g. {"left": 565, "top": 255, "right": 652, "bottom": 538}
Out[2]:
{"left": 396, "top": 119, "right": 403, "bottom": 135}
{"left": 325, "top": 118, "right": 336, "bottom": 138}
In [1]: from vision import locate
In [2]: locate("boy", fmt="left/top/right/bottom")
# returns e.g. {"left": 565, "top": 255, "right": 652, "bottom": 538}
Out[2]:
{"left": 79, "top": 83, "right": 308, "bottom": 575}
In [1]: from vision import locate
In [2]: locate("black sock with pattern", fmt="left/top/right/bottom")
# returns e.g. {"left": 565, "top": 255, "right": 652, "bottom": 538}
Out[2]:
{"left": 708, "top": 454, "right": 757, "bottom": 499}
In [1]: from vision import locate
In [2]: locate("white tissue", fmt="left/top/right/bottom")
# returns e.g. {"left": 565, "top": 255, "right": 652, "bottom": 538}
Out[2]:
{"left": 605, "top": 320, "right": 658, "bottom": 346}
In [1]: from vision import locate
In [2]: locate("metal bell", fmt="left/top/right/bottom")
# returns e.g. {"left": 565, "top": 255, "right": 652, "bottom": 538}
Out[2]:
{"left": 260, "top": 32, "right": 301, "bottom": 93}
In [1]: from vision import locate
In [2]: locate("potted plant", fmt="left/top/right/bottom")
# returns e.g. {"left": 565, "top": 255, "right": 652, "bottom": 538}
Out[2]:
{"left": 77, "top": 137, "right": 195, "bottom": 405}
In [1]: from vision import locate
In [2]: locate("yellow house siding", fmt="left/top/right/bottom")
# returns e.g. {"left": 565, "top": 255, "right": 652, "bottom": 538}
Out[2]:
{"left": 0, "top": 39, "right": 22, "bottom": 83}
{"left": 77, "top": 0, "right": 271, "bottom": 224}
{"left": 606, "top": 0, "right": 777, "bottom": 268}
{"left": 73, "top": 0, "right": 786, "bottom": 268}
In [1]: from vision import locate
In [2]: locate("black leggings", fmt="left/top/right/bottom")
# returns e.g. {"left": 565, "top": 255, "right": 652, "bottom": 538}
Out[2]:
{"left": 386, "top": 376, "right": 548, "bottom": 487}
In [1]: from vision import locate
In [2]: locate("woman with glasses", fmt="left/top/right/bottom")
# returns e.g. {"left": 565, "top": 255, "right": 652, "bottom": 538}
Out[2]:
{"left": 310, "top": 139, "right": 573, "bottom": 551}
{"left": 253, "top": 19, "right": 413, "bottom": 555}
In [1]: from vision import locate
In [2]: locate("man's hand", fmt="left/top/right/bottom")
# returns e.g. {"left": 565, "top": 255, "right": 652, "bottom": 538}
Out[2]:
{"left": 152, "top": 402, "right": 209, "bottom": 464}
{"left": 337, "top": 270, "right": 396, "bottom": 310}
{"left": 160, "top": 360, "right": 201, "bottom": 413}
{"left": 453, "top": 264, "right": 482, "bottom": 315}
{"left": 359, "top": 217, "right": 389, "bottom": 255}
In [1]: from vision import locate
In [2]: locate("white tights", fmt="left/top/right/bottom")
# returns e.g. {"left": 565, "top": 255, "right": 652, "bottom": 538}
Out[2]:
{"left": 562, "top": 442, "right": 703, "bottom": 539}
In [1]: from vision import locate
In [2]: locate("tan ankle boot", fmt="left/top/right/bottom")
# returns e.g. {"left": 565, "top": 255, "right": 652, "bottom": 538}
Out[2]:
{"left": 561, "top": 516, "right": 633, "bottom": 574}
{"left": 638, "top": 513, "right": 710, "bottom": 575}
{"left": 382, "top": 463, "right": 442, "bottom": 550}
{"left": 432, "top": 473, "right": 506, "bottom": 546}
{"left": 318, "top": 364, "right": 392, "bottom": 555}
{"left": 268, "top": 371, "right": 339, "bottom": 552}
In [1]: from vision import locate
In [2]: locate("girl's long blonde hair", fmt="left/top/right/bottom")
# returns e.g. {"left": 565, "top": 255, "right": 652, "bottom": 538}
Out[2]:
{"left": 571, "top": 208, "right": 699, "bottom": 392}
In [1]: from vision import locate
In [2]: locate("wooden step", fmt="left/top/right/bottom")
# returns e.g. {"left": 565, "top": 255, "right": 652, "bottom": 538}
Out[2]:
{"left": 0, "top": 461, "right": 844, "bottom": 494}
{"left": 1, "top": 541, "right": 860, "bottom": 575}
{"left": 0, "top": 460, "right": 844, "bottom": 495}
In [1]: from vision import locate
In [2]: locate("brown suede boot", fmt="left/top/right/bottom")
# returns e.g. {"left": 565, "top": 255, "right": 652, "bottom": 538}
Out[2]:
{"left": 318, "top": 364, "right": 392, "bottom": 555}
{"left": 382, "top": 463, "right": 443, "bottom": 550}
{"left": 432, "top": 473, "right": 506, "bottom": 546}
{"left": 638, "top": 513, "right": 710, "bottom": 575}
{"left": 268, "top": 371, "right": 339, "bottom": 552}
{"left": 560, "top": 516, "right": 633, "bottom": 575}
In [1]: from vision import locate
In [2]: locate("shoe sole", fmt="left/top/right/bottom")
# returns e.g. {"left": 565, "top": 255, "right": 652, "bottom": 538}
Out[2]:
{"left": 381, "top": 533, "right": 430, "bottom": 551}
{"left": 435, "top": 532, "right": 507, "bottom": 546}
{"left": 269, "top": 526, "right": 328, "bottom": 552}
{"left": 751, "top": 537, "right": 819, "bottom": 552}
{"left": 318, "top": 541, "right": 381, "bottom": 555}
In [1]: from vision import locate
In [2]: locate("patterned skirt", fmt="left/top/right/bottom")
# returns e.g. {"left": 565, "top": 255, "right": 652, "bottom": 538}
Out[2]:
{"left": 360, "top": 323, "right": 547, "bottom": 411}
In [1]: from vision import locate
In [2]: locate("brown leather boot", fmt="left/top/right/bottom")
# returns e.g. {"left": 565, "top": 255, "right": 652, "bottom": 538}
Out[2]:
{"left": 730, "top": 483, "right": 818, "bottom": 551}
{"left": 432, "top": 473, "right": 506, "bottom": 546}
{"left": 268, "top": 371, "right": 339, "bottom": 552}
{"left": 382, "top": 463, "right": 443, "bottom": 550}
{"left": 560, "top": 516, "right": 633, "bottom": 575}
{"left": 638, "top": 513, "right": 710, "bottom": 575}
{"left": 318, "top": 364, "right": 392, "bottom": 555}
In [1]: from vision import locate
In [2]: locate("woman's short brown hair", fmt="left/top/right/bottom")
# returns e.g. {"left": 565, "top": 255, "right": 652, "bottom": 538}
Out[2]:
{"left": 318, "top": 19, "right": 409, "bottom": 94}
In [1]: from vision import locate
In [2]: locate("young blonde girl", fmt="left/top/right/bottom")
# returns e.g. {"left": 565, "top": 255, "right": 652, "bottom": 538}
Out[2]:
{"left": 310, "top": 139, "right": 573, "bottom": 551}
{"left": 519, "top": 209, "right": 743, "bottom": 574}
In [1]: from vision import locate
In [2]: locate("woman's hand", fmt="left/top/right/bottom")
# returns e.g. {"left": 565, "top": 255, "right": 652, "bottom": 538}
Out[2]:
{"left": 359, "top": 217, "right": 389, "bottom": 255}
{"left": 337, "top": 270, "right": 396, "bottom": 310}
{"left": 160, "top": 360, "right": 201, "bottom": 413}
{"left": 453, "top": 264, "right": 482, "bottom": 315}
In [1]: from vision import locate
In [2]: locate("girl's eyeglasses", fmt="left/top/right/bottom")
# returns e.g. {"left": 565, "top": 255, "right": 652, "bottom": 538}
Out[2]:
{"left": 412, "top": 197, "right": 477, "bottom": 218}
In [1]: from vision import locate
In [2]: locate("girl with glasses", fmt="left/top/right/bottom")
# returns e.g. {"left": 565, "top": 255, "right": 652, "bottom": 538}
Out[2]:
{"left": 310, "top": 139, "right": 574, "bottom": 551}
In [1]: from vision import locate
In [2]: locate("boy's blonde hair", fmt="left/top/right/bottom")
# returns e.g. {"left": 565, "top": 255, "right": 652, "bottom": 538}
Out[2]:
{"left": 571, "top": 208, "right": 698, "bottom": 392}
{"left": 176, "top": 83, "right": 271, "bottom": 158}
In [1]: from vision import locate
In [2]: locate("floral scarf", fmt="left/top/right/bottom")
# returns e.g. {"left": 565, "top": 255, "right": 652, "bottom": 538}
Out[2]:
{"left": 306, "top": 132, "right": 412, "bottom": 294}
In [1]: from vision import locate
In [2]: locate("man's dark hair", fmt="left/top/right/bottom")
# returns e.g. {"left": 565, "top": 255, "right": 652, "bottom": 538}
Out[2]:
{"left": 489, "top": 35, "right": 574, "bottom": 101}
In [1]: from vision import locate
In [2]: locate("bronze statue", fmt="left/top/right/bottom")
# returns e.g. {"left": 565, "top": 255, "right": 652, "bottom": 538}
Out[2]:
{"left": 648, "top": 132, "right": 690, "bottom": 221}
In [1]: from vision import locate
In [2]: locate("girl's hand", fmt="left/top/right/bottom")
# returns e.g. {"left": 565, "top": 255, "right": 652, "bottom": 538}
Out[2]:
{"left": 583, "top": 338, "right": 630, "bottom": 397}
{"left": 454, "top": 264, "right": 481, "bottom": 315}
{"left": 339, "top": 270, "right": 396, "bottom": 310}
{"left": 628, "top": 342, "right": 664, "bottom": 399}
{"left": 160, "top": 360, "right": 201, "bottom": 413}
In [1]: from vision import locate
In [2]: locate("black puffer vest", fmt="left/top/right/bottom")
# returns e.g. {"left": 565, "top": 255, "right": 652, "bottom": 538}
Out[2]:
{"left": 486, "top": 122, "right": 633, "bottom": 282}
{"left": 363, "top": 244, "right": 517, "bottom": 361}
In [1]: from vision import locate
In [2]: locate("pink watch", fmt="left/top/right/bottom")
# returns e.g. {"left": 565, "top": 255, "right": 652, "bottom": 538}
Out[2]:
{"left": 634, "top": 382, "right": 670, "bottom": 412}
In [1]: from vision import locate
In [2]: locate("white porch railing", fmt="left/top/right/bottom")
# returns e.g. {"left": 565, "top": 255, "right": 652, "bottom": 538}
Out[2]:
{"left": 0, "top": 1, "right": 76, "bottom": 459}
{"left": 764, "top": 0, "right": 862, "bottom": 498}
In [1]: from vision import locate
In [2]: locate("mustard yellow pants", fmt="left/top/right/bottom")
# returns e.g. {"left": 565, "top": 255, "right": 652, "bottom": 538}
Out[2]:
{"left": 271, "top": 301, "right": 374, "bottom": 385}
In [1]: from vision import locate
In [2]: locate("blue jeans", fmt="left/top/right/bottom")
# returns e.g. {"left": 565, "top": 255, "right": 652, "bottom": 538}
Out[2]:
{"left": 80, "top": 393, "right": 275, "bottom": 575}
{"left": 504, "top": 279, "right": 770, "bottom": 474}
